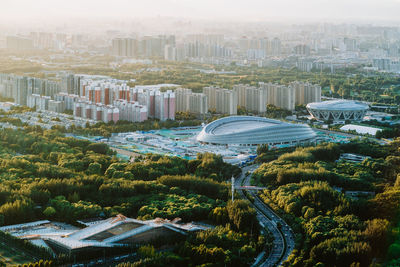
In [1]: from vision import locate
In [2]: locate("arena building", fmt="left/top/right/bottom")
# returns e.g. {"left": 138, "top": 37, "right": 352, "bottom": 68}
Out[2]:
{"left": 306, "top": 100, "right": 369, "bottom": 122}
{"left": 196, "top": 116, "right": 316, "bottom": 146}
{"left": 0, "top": 215, "right": 207, "bottom": 257}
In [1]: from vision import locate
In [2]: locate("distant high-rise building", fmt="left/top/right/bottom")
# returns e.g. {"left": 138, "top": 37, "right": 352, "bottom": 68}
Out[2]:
{"left": 48, "top": 100, "right": 65, "bottom": 113}
{"left": 114, "top": 100, "right": 148, "bottom": 122}
{"left": 155, "top": 90, "right": 175, "bottom": 121}
{"left": 233, "top": 84, "right": 267, "bottom": 113}
{"left": 290, "top": 81, "right": 321, "bottom": 105}
{"left": 112, "top": 38, "right": 138, "bottom": 57}
{"left": 269, "top": 38, "right": 282, "bottom": 56}
{"left": 164, "top": 45, "right": 177, "bottom": 61}
{"left": 175, "top": 88, "right": 208, "bottom": 115}
{"left": 6, "top": 36, "right": 33, "bottom": 51}
{"left": 260, "top": 82, "right": 295, "bottom": 111}
{"left": 293, "top": 44, "right": 311, "bottom": 56}
{"left": 203, "top": 86, "right": 237, "bottom": 115}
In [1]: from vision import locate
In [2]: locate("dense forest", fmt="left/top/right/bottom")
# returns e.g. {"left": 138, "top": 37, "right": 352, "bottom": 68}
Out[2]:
{"left": 0, "top": 126, "right": 270, "bottom": 266}
{"left": 253, "top": 140, "right": 400, "bottom": 266}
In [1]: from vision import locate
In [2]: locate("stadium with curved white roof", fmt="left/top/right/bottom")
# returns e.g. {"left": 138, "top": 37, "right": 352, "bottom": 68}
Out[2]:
{"left": 306, "top": 100, "right": 369, "bottom": 122}
{"left": 196, "top": 116, "right": 316, "bottom": 146}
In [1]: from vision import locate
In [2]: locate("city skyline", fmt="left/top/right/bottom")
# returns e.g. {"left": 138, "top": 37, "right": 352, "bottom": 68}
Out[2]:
{"left": 2, "top": 0, "right": 400, "bottom": 24}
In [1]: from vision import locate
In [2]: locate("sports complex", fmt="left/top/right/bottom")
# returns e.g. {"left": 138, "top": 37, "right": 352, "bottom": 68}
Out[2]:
{"left": 72, "top": 116, "right": 357, "bottom": 165}
{"left": 196, "top": 116, "right": 317, "bottom": 146}
{"left": 306, "top": 100, "right": 369, "bottom": 122}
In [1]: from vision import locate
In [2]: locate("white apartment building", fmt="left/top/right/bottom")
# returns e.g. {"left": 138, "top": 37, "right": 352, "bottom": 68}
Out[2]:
{"left": 175, "top": 88, "right": 208, "bottom": 115}
{"left": 290, "top": 81, "right": 321, "bottom": 105}
{"left": 203, "top": 86, "right": 237, "bottom": 115}
{"left": 233, "top": 84, "right": 267, "bottom": 113}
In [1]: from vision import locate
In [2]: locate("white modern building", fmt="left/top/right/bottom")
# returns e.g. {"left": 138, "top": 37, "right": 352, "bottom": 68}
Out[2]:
{"left": 306, "top": 100, "right": 369, "bottom": 122}
{"left": 196, "top": 116, "right": 316, "bottom": 146}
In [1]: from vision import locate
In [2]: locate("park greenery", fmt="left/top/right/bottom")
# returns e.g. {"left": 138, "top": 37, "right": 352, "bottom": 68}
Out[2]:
{"left": 0, "top": 126, "right": 265, "bottom": 266}
{"left": 253, "top": 139, "right": 400, "bottom": 266}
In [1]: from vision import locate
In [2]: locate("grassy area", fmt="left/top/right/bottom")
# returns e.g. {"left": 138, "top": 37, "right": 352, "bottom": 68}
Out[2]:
{"left": 0, "top": 240, "right": 36, "bottom": 266}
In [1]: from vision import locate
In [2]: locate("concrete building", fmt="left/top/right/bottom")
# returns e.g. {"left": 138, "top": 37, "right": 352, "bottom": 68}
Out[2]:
{"left": 54, "top": 93, "right": 81, "bottom": 111}
{"left": 260, "top": 82, "right": 296, "bottom": 111}
{"left": 27, "top": 94, "right": 51, "bottom": 111}
{"left": 175, "top": 88, "right": 208, "bottom": 115}
{"left": 233, "top": 84, "right": 267, "bottom": 113}
{"left": 48, "top": 100, "right": 65, "bottom": 113}
{"left": 112, "top": 38, "right": 138, "bottom": 57}
{"left": 155, "top": 90, "right": 175, "bottom": 121}
{"left": 290, "top": 81, "right": 321, "bottom": 105}
{"left": 203, "top": 86, "right": 237, "bottom": 115}
{"left": 114, "top": 99, "right": 148, "bottom": 122}
{"left": 6, "top": 36, "right": 34, "bottom": 50}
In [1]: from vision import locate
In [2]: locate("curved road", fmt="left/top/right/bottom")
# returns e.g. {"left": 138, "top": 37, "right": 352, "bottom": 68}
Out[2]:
{"left": 236, "top": 165, "right": 295, "bottom": 267}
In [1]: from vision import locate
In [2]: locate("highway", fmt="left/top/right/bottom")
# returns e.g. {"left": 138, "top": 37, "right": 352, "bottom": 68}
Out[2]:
{"left": 235, "top": 165, "right": 295, "bottom": 267}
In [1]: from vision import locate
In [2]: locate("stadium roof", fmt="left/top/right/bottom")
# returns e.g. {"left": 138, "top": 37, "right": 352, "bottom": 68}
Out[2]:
{"left": 196, "top": 116, "right": 316, "bottom": 145}
{"left": 1, "top": 215, "right": 208, "bottom": 252}
{"left": 306, "top": 100, "right": 369, "bottom": 111}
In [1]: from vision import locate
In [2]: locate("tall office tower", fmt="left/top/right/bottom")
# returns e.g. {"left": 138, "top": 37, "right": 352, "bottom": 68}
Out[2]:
{"left": 155, "top": 90, "right": 175, "bottom": 121}
{"left": 175, "top": 88, "right": 208, "bottom": 115}
{"left": 290, "top": 81, "right": 321, "bottom": 105}
{"left": 260, "top": 82, "right": 295, "bottom": 111}
{"left": 6, "top": 36, "right": 34, "bottom": 51}
{"left": 203, "top": 86, "right": 237, "bottom": 115}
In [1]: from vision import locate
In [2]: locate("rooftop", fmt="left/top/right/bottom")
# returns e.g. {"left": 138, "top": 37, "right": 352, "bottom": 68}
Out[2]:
{"left": 2, "top": 215, "right": 208, "bottom": 252}
{"left": 307, "top": 100, "right": 369, "bottom": 111}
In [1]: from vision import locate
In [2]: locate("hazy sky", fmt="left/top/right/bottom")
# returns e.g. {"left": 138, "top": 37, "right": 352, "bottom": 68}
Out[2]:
{"left": 2, "top": 0, "right": 400, "bottom": 23}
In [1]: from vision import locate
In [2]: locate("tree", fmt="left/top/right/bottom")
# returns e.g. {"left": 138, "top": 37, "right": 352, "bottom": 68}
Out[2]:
{"left": 43, "top": 207, "right": 56, "bottom": 218}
